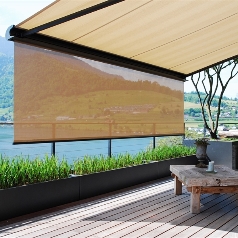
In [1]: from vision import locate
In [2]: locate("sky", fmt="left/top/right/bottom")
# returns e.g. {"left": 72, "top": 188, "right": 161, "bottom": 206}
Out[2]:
{"left": 1, "top": 0, "right": 238, "bottom": 99}
{"left": 80, "top": 57, "right": 183, "bottom": 91}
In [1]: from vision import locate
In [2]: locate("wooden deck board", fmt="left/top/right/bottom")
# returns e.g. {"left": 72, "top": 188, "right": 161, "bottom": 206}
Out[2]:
{"left": 203, "top": 212, "right": 238, "bottom": 238}
{"left": 34, "top": 184, "right": 180, "bottom": 237}
{"left": 157, "top": 195, "right": 238, "bottom": 238}
{"left": 70, "top": 190, "right": 190, "bottom": 237}
{"left": 40, "top": 190, "right": 185, "bottom": 237}
{"left": 168, "top": 195, "right": 238, "bottom": 238}
{"left": 223, "top": 224, "right": 238, "bottom": 238}
{"left": 0, "top": 181, "right": 172, "bottom": 237}
{"left": 127, "top": 194, "right": 220, "bottom": 238}
{"left": 0, "top": 177, "right": 238, "bottom": 238}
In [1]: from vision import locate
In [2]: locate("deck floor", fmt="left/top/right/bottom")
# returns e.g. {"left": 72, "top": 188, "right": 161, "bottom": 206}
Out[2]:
{"left": 1, "top": 177, "right": 238, "bottom": 238}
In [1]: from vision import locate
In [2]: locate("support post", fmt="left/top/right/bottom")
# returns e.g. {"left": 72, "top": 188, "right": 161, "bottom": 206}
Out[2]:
{"left": 108, "top": 139, "right": 112, "bottom": 157}
{"left": 51, "top": 142, "right": 56, "bottom": 156}
{"left": 153, "top": 137, "right": 156, "bottom": 149}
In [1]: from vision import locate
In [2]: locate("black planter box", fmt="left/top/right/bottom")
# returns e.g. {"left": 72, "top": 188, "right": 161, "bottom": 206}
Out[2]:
{"left": 157, "top": 155, "right": 198, "bottom": 178}
{"left": 0, "top": 155, "right": 197, "bottom": 222}
{"left": 0, "top": 176, "right": 80, "bottom": 221}
{"left": 79, "top": 155, "right": 197, "bottom": 199}
{"left": 79, "top": 161, "right": 160, "bottom": 199}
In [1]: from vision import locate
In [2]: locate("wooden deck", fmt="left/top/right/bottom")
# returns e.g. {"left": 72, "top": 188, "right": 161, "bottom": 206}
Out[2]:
{"left": 0, "top": 177, "right": 238, "bottom": 238}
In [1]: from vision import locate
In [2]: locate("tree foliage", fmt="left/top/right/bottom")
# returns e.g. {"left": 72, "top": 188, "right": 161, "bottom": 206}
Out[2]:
{"left": 0, "top": 54, "right": 13, "bottom": 121}
{"left": 190, "top": 58, "right": 238, "bottom": 139}
{"left": 184, "top": 92, "right": 229, "bottom": 108}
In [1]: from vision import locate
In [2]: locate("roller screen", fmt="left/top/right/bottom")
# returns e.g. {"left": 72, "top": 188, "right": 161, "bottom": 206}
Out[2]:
{"left": 14, "top": 42, "right": 184, "bottom": 143}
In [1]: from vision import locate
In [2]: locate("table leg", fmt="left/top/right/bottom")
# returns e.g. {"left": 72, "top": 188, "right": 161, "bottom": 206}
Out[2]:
{"left": 190, "top": 186, "right": 201, "bottom": 214}
{"left": 174, "top": 175, "right": 182, "bottom": 195}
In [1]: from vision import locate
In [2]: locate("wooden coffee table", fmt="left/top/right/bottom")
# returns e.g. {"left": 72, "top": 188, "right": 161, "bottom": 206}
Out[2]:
{"left": 170, "top": 165, "right": 238, "bottom": 213}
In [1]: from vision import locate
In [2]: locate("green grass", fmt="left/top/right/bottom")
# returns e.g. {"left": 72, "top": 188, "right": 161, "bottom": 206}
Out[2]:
{"left": 0, "top": 144, "right": 196, "bottom": 189}
{"left": 185, "top": 121, "right": 204, "bottom": 128}
{"left": 72, "top": 144, "right": 196, "bottom": 175}
{"left": 184, "top": 101, "right": 217, "bottom": 111}
{"left": 185, "top": 120, "right": 238, "bottom": 129}
{"left": 0, "top": 155, "right": 71, "bottom": 189}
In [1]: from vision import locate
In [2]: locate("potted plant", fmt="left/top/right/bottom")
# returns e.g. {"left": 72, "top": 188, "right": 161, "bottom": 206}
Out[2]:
{"left": 194, "top": 138, "right": 210, "bottom": 167}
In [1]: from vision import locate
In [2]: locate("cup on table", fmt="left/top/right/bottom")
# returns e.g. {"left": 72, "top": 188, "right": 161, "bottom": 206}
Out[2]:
{"left": 207, "top": 161, "right": 214, "bottom": 171}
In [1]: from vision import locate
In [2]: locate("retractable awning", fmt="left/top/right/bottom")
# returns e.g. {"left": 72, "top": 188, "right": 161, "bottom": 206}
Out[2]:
{"left": 7, "top": 0, "right": 238, "bottom": 80}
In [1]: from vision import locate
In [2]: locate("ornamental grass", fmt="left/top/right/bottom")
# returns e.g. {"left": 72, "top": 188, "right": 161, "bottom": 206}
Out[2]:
{"left": 0, "top": 155, "right": 71, "bottom": 189}
{"left": 0, "top": 145, "right": 195, "bottom": 189}
{"left": 72, "top": 144, "right": 196, "bottom": 175}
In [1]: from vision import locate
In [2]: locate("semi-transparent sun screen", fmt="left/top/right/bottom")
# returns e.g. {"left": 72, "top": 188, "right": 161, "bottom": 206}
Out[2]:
{"left": 14, "top": 42, "right": 184, "bottom": 143}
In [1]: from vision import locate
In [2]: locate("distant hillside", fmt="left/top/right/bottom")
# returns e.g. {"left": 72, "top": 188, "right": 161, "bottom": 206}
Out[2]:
{"left": 0, "top": 40, "right": 237, "bottom": 122}
{"left": 184, "top": 92, "right": 238, "bottom": 121}
{"left": 184, "top": 91, "right": 232, "bottom": 108}
{"left": 0, "top": 44, "right": 182, "bottom": 121}
{"left": 184, "top": 101, "right": 203, "bottom": 110}
{"left": 0, "top": 36, "right": 14, "bottom": 57}
{"left": 15, "top": 44, "right": 182, "bottom": 108}
{"left": 0, "top": 37, "right": 13, "bottom": 120}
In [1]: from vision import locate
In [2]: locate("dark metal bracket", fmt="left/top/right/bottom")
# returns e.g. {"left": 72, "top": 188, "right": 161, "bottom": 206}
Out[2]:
{"left": 21, "top": 0, "right": 125, "bottom": 37}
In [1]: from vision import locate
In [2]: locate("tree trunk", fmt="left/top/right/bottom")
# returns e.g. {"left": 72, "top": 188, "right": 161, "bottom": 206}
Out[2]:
{"left": 210, "top": 130, "right": 218, "bottom": 139}
{"left": 190, "top": 58, "right": 238, "bottom": 140}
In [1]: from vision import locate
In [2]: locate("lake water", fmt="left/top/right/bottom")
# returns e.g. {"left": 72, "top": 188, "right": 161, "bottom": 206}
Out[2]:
{"left": 0, "top": 126, "right": 154, "bottom": 163}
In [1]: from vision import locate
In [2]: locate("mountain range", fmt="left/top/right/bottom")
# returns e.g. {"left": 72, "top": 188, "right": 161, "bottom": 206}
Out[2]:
{"left": 0, "top": 39, "right": 182, "bottom": 121}
{"left": 1, "top": 36, "right": 235, "bottom": 122}
{"left": 0, "top": 36, "right": 13, "bottom": 121}
{"left": 0, "top": 36, "right": 14, "bottom": 57}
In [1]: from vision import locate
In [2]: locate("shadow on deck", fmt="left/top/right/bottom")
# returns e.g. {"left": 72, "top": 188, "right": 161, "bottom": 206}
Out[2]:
{"left": 0, "top": 177, "right": 238, "bottom": 237}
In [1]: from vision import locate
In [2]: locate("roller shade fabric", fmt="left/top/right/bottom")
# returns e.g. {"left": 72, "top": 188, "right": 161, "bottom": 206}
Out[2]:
{"left": 14, "top": 42, "right": 184, "bottom": 143}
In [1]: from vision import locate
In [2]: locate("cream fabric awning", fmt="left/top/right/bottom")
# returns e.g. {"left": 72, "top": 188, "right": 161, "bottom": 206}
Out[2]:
{"left": 10, "top": 0, "right": 238, "bottom": 76}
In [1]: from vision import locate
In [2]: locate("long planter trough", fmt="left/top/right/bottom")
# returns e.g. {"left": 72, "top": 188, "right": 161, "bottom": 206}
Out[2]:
{"left": 0, "top": 176, "right": 80, "bottom": 222}
{"left": 0, "top": 155, "right": 197, "bottom": 222}
{"left": 79, "top": 155, "right": 197, "bottom": 199}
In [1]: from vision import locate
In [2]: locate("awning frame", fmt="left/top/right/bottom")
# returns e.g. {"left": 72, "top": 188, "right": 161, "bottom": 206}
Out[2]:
{"left": 6, "top": 0, "right": 238, "bottom": 79}
{"left": 22, "top": 0, "right": 125, "bottom": 37}
{"left": 8, "top": 26, "right": 186, "bottom": 81}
